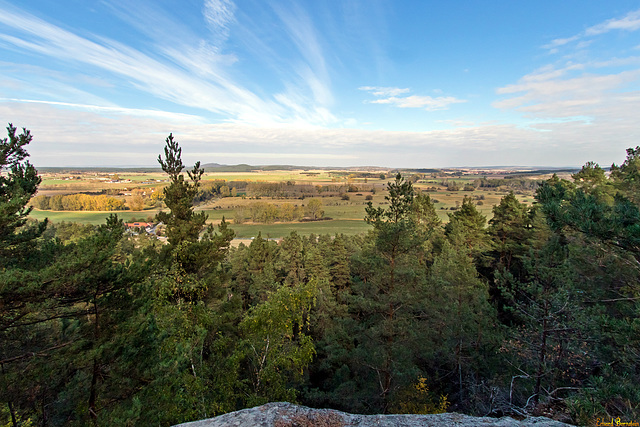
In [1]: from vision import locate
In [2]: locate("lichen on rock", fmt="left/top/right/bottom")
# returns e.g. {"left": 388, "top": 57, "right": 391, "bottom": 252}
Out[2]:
{"left": 174, "top": 402, "right": 572, "bottom": 427}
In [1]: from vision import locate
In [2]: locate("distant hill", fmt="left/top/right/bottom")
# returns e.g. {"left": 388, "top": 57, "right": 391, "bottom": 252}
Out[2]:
{"left": 503, "top": 168, "right": 581, "bottom": 177}
{"left": 201, "top": 163, "right": 394, "bottom": 172}
{"left": 37, "top": 166, "right": 164, "bottom": 173}
{"left": 35, "top": 164, "right": 583, "bottom": 175}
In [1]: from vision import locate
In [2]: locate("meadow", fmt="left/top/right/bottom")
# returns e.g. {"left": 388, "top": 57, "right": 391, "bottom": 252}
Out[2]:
{"left": 30, "top": 168, "right": 557, "bottom": 238}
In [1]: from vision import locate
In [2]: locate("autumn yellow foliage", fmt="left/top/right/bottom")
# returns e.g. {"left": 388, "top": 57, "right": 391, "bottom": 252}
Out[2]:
{"left": 390, "top": 377, "right": 449, "bottom": 415}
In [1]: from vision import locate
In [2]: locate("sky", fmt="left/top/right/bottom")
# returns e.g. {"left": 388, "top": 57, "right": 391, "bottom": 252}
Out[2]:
{"left": 1, "top": 1, "right": 640, "bottom": 168}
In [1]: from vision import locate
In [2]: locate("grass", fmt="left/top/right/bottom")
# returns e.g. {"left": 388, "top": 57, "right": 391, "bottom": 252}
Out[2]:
{"left": 30, "top": 169, "right": 543, "bottom": 236}
{"left": 29, "top": 209, "right": 160, "bottom": 225}
{"left": 228, "top": 220, "right": 371, "bottom": 238}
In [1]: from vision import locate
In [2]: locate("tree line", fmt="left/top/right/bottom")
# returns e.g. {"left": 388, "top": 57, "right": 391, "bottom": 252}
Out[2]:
{"left": 30, "top": 193, "right": 126, "bottom": 211}
{"left": 1, "top": 126, "right": 639, "bottom": 425}
{"left": 233, "top": 199, "right": 324, "bottom": 224}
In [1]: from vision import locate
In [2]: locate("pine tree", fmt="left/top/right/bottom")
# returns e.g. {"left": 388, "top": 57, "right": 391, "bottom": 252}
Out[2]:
{"left": 532, "top": 166, "right": 640, "bottom": 421}
{"left": 488, "top": 192, "right": 532, "bottom": 273}
{"left": 347, "top": 173, "right": 429, "bottom": 412}
{"left": 0, "top": 124, "right": 46, "bottom": 262}
{"left": 445, "top": 196, "right": 489, "bottom": 260}
{"left": 138, "top": 135, "right": 238, "bottom": 424}
{"left": 156, "top": 133, "right": 207, "bottom": 246}
{"left": 426, "top": 241, "right": 499, "bottom": 406}
{"left": 611, "top": 146, "right": 640, "bottom": 205}
{"left": 411, "top": 192, "right": 442, "bottom": 234}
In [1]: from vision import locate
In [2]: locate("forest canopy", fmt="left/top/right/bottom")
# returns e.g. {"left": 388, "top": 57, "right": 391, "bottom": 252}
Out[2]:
{"left": 1, "top": 126, "right": 639, "bottom": 426}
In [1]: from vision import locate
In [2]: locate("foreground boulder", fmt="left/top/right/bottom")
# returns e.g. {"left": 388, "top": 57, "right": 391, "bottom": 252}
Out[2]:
{"left": 175, "top": 402, "right": 571, "bottom": 427}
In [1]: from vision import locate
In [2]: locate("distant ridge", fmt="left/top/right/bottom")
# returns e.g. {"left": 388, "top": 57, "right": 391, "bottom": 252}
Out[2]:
{"left": 201, "top": 163, "right": 393, "bottom": 172}
{"left": 37, "top": 166, "right": 164, "bottom": 173}
{"left": 34, "top": 164, "right": 585, "bottom": 174}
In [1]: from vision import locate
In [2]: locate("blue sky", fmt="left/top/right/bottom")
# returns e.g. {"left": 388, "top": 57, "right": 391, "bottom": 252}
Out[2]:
{"left": 1, "top": 1, "right": 640, "bottom": 168}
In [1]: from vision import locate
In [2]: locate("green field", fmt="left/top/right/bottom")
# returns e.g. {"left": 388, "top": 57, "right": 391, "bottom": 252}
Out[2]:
{"left": 29, "top": 209, "right": 371, "bottom": 238}
{"left": 229, "top": 220, "right": 371, "bottom": 238}
{"left": 29, "top": 209, "right": 160, "bottom": 225}
{"left": 30, "top": 168, "right": 545, "bottom": 237}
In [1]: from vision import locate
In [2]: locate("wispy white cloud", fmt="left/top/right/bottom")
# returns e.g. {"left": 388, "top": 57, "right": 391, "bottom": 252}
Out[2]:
{"left": 0, "top": 2, "right": 340, "bottom": 128}
{"left": 8, "top": 98, "right": 626, "bottom": 169}
{"left": 270, "top": 2, "right": 334, "bottom": 108}
{"left": 102, "top": 1, "right": 238, "bottom": 76}
{"left": 359, "top": 86, "right": 410, "bottom": 97}
{"left": 544, "top": 8, "right": 640, "bottom": 51}
{"left": 361, "top": 86, "right": 466, "bottom": 111}
{"left": 369, "top": 95, "right": 466, "bottom": 111}
{"left": 585, "top": 9, "right": 640, "bottom": 35}
{"left": 494, "top": 65, "right": 640, "bottom": 118}
{"left": 543, "top": 36, "right": 580, "bottom": 50}
{"left": 2, "top": 2, "right": 639, "bottom": 169}
{"left": 0, "top": 98, "right": 207, "bottom": 123}
{"left": 203, "top": 0, "right": 236, "bottom": 35}
{"left": 491, "top": 7, "right": 640, "bottom": 169}
{"left": 0, "top": 7, "right": 283, "bottom": 124}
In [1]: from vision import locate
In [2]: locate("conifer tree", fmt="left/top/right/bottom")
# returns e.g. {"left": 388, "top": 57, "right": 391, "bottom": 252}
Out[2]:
{"left": 426, "top": 240, "right": 499, "bottom": 405}
{"left": 611, "top": 146, "right": 640, "bottom": 205}
{"left": 0, "top": 124, "right": 46, "bottom": 262}
{"left": 156, "top": 133, "right": 207, "bottom": 246}
{"left": 445, "top": 196, "right": 489, "bottom": 261}
{"left": 140, "top": 135, "right": 238, "bottom": 424}
{"left": 347, "top": 173, "right": 429, "bottom": 412}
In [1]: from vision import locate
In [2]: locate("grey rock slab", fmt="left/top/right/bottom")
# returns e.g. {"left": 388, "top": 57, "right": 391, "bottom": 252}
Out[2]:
{"left": 174, "top": 402, "right": 572, "bottom": 427}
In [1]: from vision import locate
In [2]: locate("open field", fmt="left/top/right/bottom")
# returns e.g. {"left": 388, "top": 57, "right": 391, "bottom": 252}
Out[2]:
{"left": 29, "top": 167, "right": 566, "bottom": 238}
{"left": 28, "top": 209, "right": 161, "bottom": 225}
{"left": 229, "top": 220, "right": 371, "bottom": 238}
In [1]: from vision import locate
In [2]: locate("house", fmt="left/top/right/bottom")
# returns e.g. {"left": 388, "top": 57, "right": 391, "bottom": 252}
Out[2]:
{"left": 124, "top": 222, "right": 153, "bottom": 229}
{"left": 124, "top": 222, "right": 164, "bottom": 237}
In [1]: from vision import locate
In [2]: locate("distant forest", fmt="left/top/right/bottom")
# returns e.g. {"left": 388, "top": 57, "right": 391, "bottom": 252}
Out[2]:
{"left": 2, "top": 126, "right": 639, "bottom": 426}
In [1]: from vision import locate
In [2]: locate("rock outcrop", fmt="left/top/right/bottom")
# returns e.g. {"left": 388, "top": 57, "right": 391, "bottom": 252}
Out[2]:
{"left": 175, "top": 402, "right": 572, "bottom": 427}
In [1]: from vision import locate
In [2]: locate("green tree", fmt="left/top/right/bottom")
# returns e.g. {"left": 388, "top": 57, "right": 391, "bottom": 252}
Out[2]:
{"left": 0, "top": 124, "right": 46, "bottom": 261}
{"left": 275, "top": 231, "right": 306, "bottom": 286}
{"left": 156, "top": 134, "right": 207, "bottom": 246}
{"left": 572, "top": 162, "right": 614, "bottom": 203}
{"left": 305, "top": 198, "right": 324, "bottom": 220}
{"left": 527, "top": 166, "right": 640, "bottom": 421}
{"left": 0, "top": 215, "right": 150, "bottom": 426}
{"left": 487, "top": 192, "right": 533, "bottom": 274}
{"left": 425, "top": 241, "right": 499, "bottom": 406}
{"left": 445, "top": 195, "right": 489, "bottom": 260}
{"left": 344, "top": 173, "right": 429, "bottom": 412}
{"left": 611, "top": 146, "right": 640, "bottom": 204}
{"left": 410, "top": 193, "right": 441, "bottom": 234}
{"left": 0, "top": 124, "right": 49, "bottom": 425}
{"left": 366, "top": 173, "right": 414, "bottom": 225}
{"left": 328, "top": 234, "right": 351, "bottom": 292}
{"left": 134, "top": 136, "right": 238, "bottom": 424}
{"left": 497, "top": 234, "right": 590, "bottom": 409}
{"left": 229, "top": 232, "right": 279, "bottom": 309}
{"left": 237, "top": 280, "right": 317, "bottom": 405}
